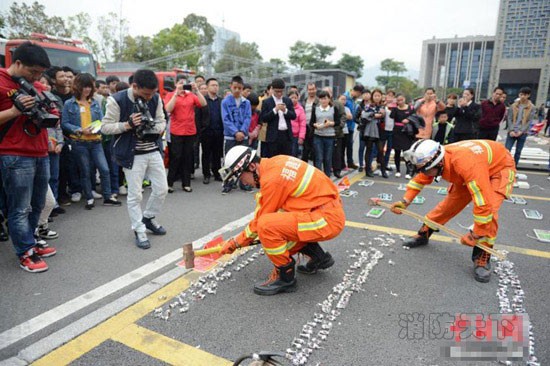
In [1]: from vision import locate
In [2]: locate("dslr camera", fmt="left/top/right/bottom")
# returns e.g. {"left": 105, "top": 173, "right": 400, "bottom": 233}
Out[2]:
{"left": 133, "top": 97, "right": 158, "bottom": 141}
{"left": 10, "top": 76, "right": 61, "bottom": 131}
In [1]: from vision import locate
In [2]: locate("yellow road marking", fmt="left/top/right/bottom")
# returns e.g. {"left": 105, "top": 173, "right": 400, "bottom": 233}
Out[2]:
{"left": 33, "top": 271, "right": 202, "bottom": 366}
{"left": 345, "top": 220, "right": 550, "bottom": 259}
{"left": 112, "top": 323, "right": 231, "bottom": 366}
{"left": 349, "top": 175, "right": 550, "bottom": 202}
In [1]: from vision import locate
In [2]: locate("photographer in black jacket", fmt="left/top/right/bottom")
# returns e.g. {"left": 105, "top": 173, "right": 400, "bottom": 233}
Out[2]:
{"left": 101, "top": 69, "right": 168, "bottom": 249}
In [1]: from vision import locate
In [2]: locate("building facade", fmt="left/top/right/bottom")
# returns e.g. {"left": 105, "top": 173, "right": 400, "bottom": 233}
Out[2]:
{"left": 488, "top": 0, "right": 550, "bottom": 106}
{"left": 419, "top": 35, "right": 495, "bottom": 100}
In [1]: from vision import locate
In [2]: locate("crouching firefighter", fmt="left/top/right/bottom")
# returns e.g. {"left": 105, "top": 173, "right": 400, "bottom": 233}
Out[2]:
{"left": 390, "top": 139, "right": 516, "bottom": 283}
{"left": 218, "top": 146, "right": 346, "bottom": 295}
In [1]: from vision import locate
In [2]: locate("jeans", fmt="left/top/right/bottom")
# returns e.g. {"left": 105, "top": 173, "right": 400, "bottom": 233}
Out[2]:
{"left": 505, "top": 133, "right": 528, "bottom": 167}
{"left": 344, "top": 132, "right": 354, "bottom": 166}
{"left": 103, "top": 140, "right": 119, "bottom": 194}
{"left": 0, "top": 155, "right": 49, "bottom": 256}
{"left": 123, "top": 151, "right": 168, "bottom": 233}
{"left": 357, "top": 131, "right": 365, "bottom": 168}
{"left": 73, "top": 141, "right": 112, "bottom": 200}
{"left": 313, "top": 135, "right": 334, "bottom": 177}
{"left": 291, "top": 136, "right": 303, "bottom": 158}
{"left": 48, "top": 152, "right": 60, "bottom": 200}
{"left": 384, "top": 131, "right": 393, "bottom": 167}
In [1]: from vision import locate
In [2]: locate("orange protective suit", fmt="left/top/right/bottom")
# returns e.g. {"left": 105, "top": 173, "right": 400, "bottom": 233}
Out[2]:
{"left": 235, "top": 156, "right": 346, "bottom": 267}
{"left": 403, "top": 140, "right": 516, "bottom": 248}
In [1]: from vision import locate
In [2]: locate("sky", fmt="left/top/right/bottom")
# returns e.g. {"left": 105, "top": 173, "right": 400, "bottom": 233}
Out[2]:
{"left": 1, "top": 0, "right": 501, "bottom": 85}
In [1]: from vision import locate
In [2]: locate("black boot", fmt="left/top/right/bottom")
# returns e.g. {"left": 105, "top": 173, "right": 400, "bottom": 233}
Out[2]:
{"left": 381, "top": 168, "right": 389, "bottom": 179}
{"left": 365, "top": 169, "right": 374, "bottom": 178}
{"left": 253, "top": 258, "right": 297, "bottom": 296}
{"left": 472, "top": 249, "right": 492, "bottom": 283}
{"left": 403, "top": 224, "right": 435, "bottom": 248}
{"left": 297, "top": 242, "right": 334, "bottom": 274}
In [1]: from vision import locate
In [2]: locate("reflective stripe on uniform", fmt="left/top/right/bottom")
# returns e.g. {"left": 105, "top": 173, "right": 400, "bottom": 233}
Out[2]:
{"left": 298, "top": 217, "right": 328, "bottom": 232}
{"left": 477, "top": 140, "right": 493, "bottom": 165}
{"left": 473, "top": 213, "right": 493, "bottom": 224}
{"left": 264, "top": 241, "right": 297, "bottom": 256}
{"left": 467, "top": 180, "right": 486, "bottom": 206}
{"left": 407, "top": 180, "right": 424, "bottom": 191}
{"left": 245, "top": 225, "right": 258, "bottom": 239}
{"left": 505, "top": 170, "right": 515, "bottom": 198}
{"left": 478, "top": 236, "right": 496, "bottom": 246}
{"left": 292, "top": 165, "right": 315, "bottom": 197}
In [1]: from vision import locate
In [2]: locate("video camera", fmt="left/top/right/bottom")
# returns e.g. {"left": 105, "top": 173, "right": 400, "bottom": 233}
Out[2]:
{"left": 133, "top": 97, "right": 158, "bottom": 141}
{"left": 10, "top": 76, "right": 61, "bottom": 131}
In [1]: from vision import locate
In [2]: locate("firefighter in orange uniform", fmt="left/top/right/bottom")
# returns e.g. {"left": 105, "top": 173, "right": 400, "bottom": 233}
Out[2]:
{"left": 219, "top": 146, "right": 346, "bottom": 295}
{"left": 391, "top": 139, "right": 515, "bottom": 283}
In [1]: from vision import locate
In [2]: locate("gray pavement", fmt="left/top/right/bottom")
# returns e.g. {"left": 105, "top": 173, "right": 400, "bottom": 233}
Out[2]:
{"left": 0, "top": 135, "right": 549, "bottom": 365}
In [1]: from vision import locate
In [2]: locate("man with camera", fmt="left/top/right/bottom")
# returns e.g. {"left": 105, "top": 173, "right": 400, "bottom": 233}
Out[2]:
{"left": 101, "top": 69, "right": 168, "bottom": 249}
{"left": 0, "top": 42, "right": 57, "bottom": 273}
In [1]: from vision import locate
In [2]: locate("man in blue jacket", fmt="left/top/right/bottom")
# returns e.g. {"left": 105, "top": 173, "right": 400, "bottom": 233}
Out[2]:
{"left": 101, "top": 69, "right": 168, "bottom": 249}
{"left": 221, "top": 75, "right": 251, "bottom": 194}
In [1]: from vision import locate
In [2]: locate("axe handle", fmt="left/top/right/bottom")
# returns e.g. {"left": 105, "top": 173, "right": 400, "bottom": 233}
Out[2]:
{"left": 373, "top": 200, "right": 505, "bottom": 260}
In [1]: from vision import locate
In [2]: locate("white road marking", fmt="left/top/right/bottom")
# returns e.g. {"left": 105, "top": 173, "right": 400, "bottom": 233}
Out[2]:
{"left": 0, "top": 214, "right": 253, "bottom": 351}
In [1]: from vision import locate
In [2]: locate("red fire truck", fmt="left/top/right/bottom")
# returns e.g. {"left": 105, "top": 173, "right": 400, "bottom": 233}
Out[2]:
{"left": 0, "top": 33, "right": 97, "bottom": 77}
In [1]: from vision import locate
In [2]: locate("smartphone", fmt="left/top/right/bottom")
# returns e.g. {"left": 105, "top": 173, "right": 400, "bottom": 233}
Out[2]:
{"left": 183, "top": 84, "right": 192, "bottom": 91}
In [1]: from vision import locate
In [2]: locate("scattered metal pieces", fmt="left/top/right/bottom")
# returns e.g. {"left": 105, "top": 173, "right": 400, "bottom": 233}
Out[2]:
{"left": 286, "top": 246, "right": 383, "bottom": 365}
{"left": 494, "top": 252, "right": 539, "bottom": 366}
{"left": 339, "top": 189, "right": 359, "bottom": 198}
{"left": 152, "top": 246, "right": 260, "bottom": 322}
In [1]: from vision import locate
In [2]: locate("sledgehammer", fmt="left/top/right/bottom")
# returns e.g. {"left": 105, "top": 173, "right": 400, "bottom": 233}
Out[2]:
{"left": 182, "top": 243, "right": 223, "bottom": 269}
{"left": 368, "top": 197, "right": 505, "bottom": 260}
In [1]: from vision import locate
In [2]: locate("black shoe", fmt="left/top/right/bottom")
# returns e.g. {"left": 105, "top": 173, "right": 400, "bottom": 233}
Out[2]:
{"left": 240, "top": 185, "right": 252, "bottom": 192}
{"left": 85, "top": 199, "right": 95, "bottom": 210}
{"left": 103, "top": 198, "right": 122, "bottom": 206}
{"left": 214, "top": 175, "right": 223, "bottom": 182}
{"left": 297, "top": 243, "right": 334, "bottom": 274}
{"left": 365, "top": 171, "right": 374, "bottom": 178}
{"left": 49, "top": 210, "right": 58, "bottom": 218}
{"left": 203, "top": 177, "right": 210, "bottom": 184}
{"left": 253, "top": 259, "right": 297, "bottom": 296}
{"left": 358, "top": 167, "right": 364, "bottom": 172}
{"left": 473, "top": 251, "right": 492, "bottom": 283}
{"left": 52, "top": 206, "right": 66, "bottom": 215}
{"left": 334, "top": 171, "right": 342, "bottom": 178}
{"left": 142, "top": 216, "right": 167, "bottom": 235}
{"left": 134, "top": 231, "right": 151, "bottom": 249}
{"left": 403, "top": 224, "right": 435, "bottom": 248}
{"left": 221, "top": 185, "right": 232, "bottom": 195}
{"left": 381, "top": 171, "right": 389, "bottom": 178}
{"left": 168, "top": 186, "right": 174, "bottom": 193}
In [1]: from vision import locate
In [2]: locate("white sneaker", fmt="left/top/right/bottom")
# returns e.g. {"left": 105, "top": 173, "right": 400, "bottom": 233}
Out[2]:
{"left": 395, "top": 172, "right": 401, "bottom": 178}
{"left": 71, "top": 192, "right": 82, "bottom": 202}
{"left": 119, "top": 186, "right": 128, "bottom": 196}
{"left": 92, "top": 191, "right": 102, "bottom": 199}
{"left": 405, "top": 174, "right": 412, "bottom": 179}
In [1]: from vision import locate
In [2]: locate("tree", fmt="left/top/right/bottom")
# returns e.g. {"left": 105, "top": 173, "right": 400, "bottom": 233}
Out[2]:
{"left": 151, "top": 23, "right": 200, "bottom": 69}
{"left": 6, "top": 1, "right": 70, "bottom": 38}
{"left": 268, "top": 58, "right": 287, "bottom": 74}
{"left": 380, "top": 58, "right": 407, "bottom": 77}
{"left": 337, "top": 53, "right": 364, "bottom": 77}
{"left": 288, "top": 41, "right": 336, "bottom": 70}
{"left": 183, "top": 13, "right": 215, "bottom": 46}
{"left": 67, "top": 13, "right": 99, "bottom": 59}
{"left": 214, "top": 38, "right": 263, "bottom": 73}
{"left": 117, "top": 35, "right": 156, "bottom": 63}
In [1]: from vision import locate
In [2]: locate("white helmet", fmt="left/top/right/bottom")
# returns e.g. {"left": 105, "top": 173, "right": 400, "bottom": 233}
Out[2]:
{"left": 219, "top": 145, "right": 257, "bottom": 183}
{"left": 403, "top": 139, "right": 445, "bottom": 172}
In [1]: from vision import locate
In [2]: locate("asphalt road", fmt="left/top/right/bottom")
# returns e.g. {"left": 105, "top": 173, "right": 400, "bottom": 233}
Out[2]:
{"left": 0, "top": 136, "right": 549, "bottom": 366}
